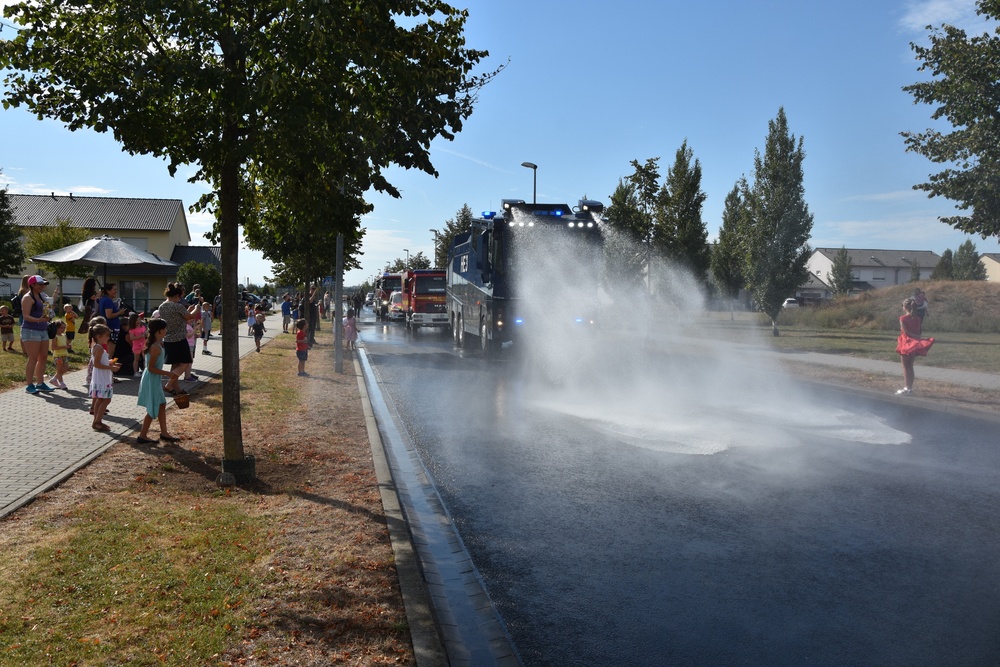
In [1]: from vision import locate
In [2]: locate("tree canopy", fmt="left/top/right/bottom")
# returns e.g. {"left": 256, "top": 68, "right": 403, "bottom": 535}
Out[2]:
{"left": 1, "top": 0, "right": 496, "bottom": 467}
{"left": 951, "top": 240, "right": 988, "bottom": 280}
{"left": 739, "top": 108, "right": 814, "bottom": 334}
{"left": 433, "top": 204, "right": 475, "bottom": 268}
{"left": 654, "top": 140, "right": 710, "bottom": 286}
{"left": 23, "top": 218, "right": 93, "bottom": 291}
{"left": 828, "top": 246, "right": 854, "bottom": 296}
{"left": 0, "top": 178, "right": 25, "bottom": 278}
{"left": 902, "top": 0, "right": 1000, "bottom": 239}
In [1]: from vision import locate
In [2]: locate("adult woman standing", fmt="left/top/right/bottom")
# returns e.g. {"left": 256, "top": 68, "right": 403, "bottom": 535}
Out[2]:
{"left": 21, "top": 275, "right": 54, "bottom": 393}
{"left": 99, "top": 282, "right": 128, "bottom": 362}
{"left": 158, "top": 282, "right": 200, "bottom": 395}
{"left": 13, "top": 275, "right": 29, "bottom": 355}
{"left": 79, "top": 276, "right": 99, "bottom": 333}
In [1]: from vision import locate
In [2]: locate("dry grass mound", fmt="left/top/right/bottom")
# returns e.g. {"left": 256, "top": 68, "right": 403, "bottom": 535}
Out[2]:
{"left": 782, "top": 281, "right": 1000, "bottom": 333}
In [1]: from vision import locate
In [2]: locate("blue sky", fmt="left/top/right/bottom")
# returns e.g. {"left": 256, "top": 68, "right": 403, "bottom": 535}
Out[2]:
{"left": 3, "top": 0, "right": 999, "bottom": 287}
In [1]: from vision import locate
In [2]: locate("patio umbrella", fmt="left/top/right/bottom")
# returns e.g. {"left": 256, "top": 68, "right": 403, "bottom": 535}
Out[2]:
{"left": 30, "top": 234, "right": 178, "bottom": 283}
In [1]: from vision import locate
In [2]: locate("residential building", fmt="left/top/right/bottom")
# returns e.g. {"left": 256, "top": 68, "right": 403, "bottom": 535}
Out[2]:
{"left": 4, "top": 193, "right": 219, "bottom": 312}
{"left": 806, "top": 248, "right": 940, "bottom": 294}
{"left": 981, "top": 253, "right": 1000, "bottom": 282}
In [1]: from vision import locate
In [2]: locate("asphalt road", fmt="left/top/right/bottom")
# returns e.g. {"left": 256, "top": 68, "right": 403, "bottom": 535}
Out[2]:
{"left": 363, "top": 318, "right": 1000, "bottom": 667}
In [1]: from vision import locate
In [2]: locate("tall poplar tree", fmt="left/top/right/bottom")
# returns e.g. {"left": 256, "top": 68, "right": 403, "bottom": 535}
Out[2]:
{"left": 828, "top": 246, "right": 854, "bottom": 296}
{"left": 1, "top": 1, "right": 495, "bottom": 471}
{"left": 603, "top": 178, "right": 647, "bottom": 296}
{"left": 952, "top": 240, "right": 988, "bottom": 280}
{"left": 741, "top": 108, "right": 813, "bottom": 335}
{"left": 711, "top": 182, "right": 746, "bottom": 318}
{"left": 654, "top": 140, "right": 710, "bottom": 285}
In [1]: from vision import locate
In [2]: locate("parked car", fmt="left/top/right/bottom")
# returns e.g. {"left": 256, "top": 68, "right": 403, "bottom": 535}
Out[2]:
{"left": 782, "top": 298, "right": 800, "bottom": 308}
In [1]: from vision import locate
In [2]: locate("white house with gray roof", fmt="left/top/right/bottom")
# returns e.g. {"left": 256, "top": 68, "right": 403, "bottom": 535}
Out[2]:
{"left": 806, "top": 248, "right": 940, "bottom": 293}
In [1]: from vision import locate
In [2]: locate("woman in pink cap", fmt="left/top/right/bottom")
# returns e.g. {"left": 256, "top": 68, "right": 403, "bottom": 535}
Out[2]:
{"left": 20, "top": 275, "right": 54, "bottom": 393}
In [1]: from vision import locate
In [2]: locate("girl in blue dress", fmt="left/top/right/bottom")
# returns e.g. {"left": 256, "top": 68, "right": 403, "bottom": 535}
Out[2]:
{"left": 136, "top": 318, "right": 181, "bottom": 444}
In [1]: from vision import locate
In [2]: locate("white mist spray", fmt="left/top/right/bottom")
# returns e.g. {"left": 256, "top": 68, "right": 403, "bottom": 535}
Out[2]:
{"left": 509, "top": 213, "right": 909, "bottom": 455}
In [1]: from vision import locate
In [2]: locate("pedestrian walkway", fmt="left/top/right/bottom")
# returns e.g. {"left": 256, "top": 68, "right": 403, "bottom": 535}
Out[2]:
{"left": 0, "top": 325, "right": 278, "bottom": 518}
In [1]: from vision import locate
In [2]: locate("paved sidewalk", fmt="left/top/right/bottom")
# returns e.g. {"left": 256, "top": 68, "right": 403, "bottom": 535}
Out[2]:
{"left": 0, "top": 326, "right": 278, "bottom": 518}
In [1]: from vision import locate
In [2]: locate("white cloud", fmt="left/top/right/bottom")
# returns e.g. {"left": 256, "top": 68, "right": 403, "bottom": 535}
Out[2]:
{"left": 900, "top": 0, "right": 991, "bottom": 32}
{"left": 843, "top": 190, "right": 922, "bottom": 203}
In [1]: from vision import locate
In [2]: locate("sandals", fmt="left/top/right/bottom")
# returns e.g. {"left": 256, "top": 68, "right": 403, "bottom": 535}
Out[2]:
{"left": 136, "top": 436, "right": 159, "bottom": 444}
{"left": 160, "top": 434, "right": 180, "bottom": 443}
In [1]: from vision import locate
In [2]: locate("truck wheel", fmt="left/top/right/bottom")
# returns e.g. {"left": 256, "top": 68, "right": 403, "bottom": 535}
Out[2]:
{"left": 480, "top": 320, "right": 493, "bottom": 358}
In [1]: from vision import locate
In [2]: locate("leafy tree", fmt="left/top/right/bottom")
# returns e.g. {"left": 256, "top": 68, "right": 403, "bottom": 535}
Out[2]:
{"left": 951, "top": 239, "right": 988, "bottom": 280}
{"left": 931, "top": 249, "right": 954, "bottom": 279}
{"left": 176, "top": 261, "right": 222, "bottom": 306}
{"left": 901, "top": 1, "right": 1000, "bottom": 239}
{"left": 710, "top": 182, "right": 746, "bottom": 318}
{"left": 741, "top": 108, "right": 814, "bottom": 335}
{"left": 23, "top": 218, "right": 92, "bottom": 295}
{"left": 827, "top": 246, "right": 854, "bottom": 296}
{"left": 1, "top": 1, "right": 495, "bottom": 467}
{"left": 0, "top": 179, "right": 26, "bottom": 278}
{"left": 387, "top": 252, "right": 431, "bottom": 272}
{"left": 653, "top": 140, "right": 711, "bottom": 285}
{"left": 910, "top": 260, "right": 921, "bottom": 282}
{"left": 433, "top": 204, "right": 475, "bottom": 268}
{"left": 603, "top": 178, "right": 647, "bottom": 295}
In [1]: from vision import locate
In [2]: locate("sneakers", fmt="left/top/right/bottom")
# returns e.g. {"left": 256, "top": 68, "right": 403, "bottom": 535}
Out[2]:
{"left": 297, "top": 372, "right": 309, "bottom": 377}
{"left": 185, "top": 374, "right": 199, "bottom": 382}
{"left": 896, "top": 387, "right": 912, "bottom": 395}
{"left": 25, "top": 383, "right": 37, "bottom": 394}
{"left": 202, "top": 349, "right": 211, "bottom": 355}
{"left": 35, "top": 382, "right": 55, "bottom": 392}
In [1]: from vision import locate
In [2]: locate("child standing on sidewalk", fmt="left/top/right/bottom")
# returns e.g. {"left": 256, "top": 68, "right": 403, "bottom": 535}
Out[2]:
{"left": 295, "top": 318, "right": 308, "bottom": 376}
{"left": 200, "top": 301, "right": 213, "bottom": 355}
{"left": 247, "top": 304, "right": 256, "bottom": 337}
{"left": 126, "top": 312, "right": 147, "bottom": 376}
{"left": 50, "top": 319, "right": 70, "bottom": 389}
{"left": 136, "top": 318, "right": 181, "bottom": 444}
{"left": 343, "top": 308, "right": 358, "bottom": 351}
{"left": 89, "top": 324, "right": 120, "bottom": 431}
{"left": 0, "top": 305, "right": 14, "bottom": 352}
{"left": 252, "top": 309, "right": 266, "bottom": 352}
{"left": 84, "top": 315, "right": 107, "bottom": 391}
{"left": 63, "top": 303, "right": 77, "bottom": 349}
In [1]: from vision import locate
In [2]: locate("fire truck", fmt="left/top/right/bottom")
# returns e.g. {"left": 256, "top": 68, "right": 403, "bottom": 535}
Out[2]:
{"left": 374, "top": 271, "right": 402, "bottom": 321}
{"left": 406, "top": 268, "right": 448, "bottom": 330}
{"left": 446, "top": 198, "right": 604, "bottom": 356}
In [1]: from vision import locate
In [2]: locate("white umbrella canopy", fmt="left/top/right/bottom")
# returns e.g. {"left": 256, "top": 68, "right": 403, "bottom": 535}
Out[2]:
{"left": 30, "top": 235, "right": 178, "bottom": 283}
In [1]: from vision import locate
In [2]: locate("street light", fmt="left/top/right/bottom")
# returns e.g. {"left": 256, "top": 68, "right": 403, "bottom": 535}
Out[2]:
{"left": 403, "top": 248, "right": 409, "bottom": 268}
{"left": 429, "top": 229, "right": 439, "bottom": 267}
{"left": 521, "top": 161, "right": 537, "bottom": 204}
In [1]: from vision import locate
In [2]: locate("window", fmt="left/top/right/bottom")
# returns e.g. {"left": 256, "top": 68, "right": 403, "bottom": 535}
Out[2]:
{"left": 873, "top": 270, "right": 886, "bottom": 281}
{"left": 851, "top": 270, "right": 860, "bottom": 280}
{"left": 120, "top": 280, "right": 150, "bottom": 313}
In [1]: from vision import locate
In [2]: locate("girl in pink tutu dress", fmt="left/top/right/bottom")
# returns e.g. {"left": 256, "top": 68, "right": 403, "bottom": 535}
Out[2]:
{"left": 895, "top": 297, "right": 934, "bottom": 395}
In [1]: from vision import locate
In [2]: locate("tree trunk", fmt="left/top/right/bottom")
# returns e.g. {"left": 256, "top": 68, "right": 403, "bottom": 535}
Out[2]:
{"left": 220, "top": 157, "right": 246, "bottom": 464}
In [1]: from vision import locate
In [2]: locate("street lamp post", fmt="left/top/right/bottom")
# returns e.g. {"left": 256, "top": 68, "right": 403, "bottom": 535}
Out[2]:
{"left": 403, "top": 248, "right": 409, "bottom": 268}
{"left": 521, "top": 161, "right": 537, "bottom": 204}
{"left": 429, "top": 229, "right": 439, "bottom": 267}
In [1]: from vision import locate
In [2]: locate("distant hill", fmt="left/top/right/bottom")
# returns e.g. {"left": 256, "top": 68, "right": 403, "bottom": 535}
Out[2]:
{"left": 784, "top": 281, "right": 1000, "bottom": 334}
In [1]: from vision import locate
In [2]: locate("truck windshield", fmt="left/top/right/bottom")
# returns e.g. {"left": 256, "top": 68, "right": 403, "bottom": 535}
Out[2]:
{"left": 415, "top": 276, "right": 446, "bottom": 294}
{"left": 380, "top": 276, "right": 402, "bottom": 292}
